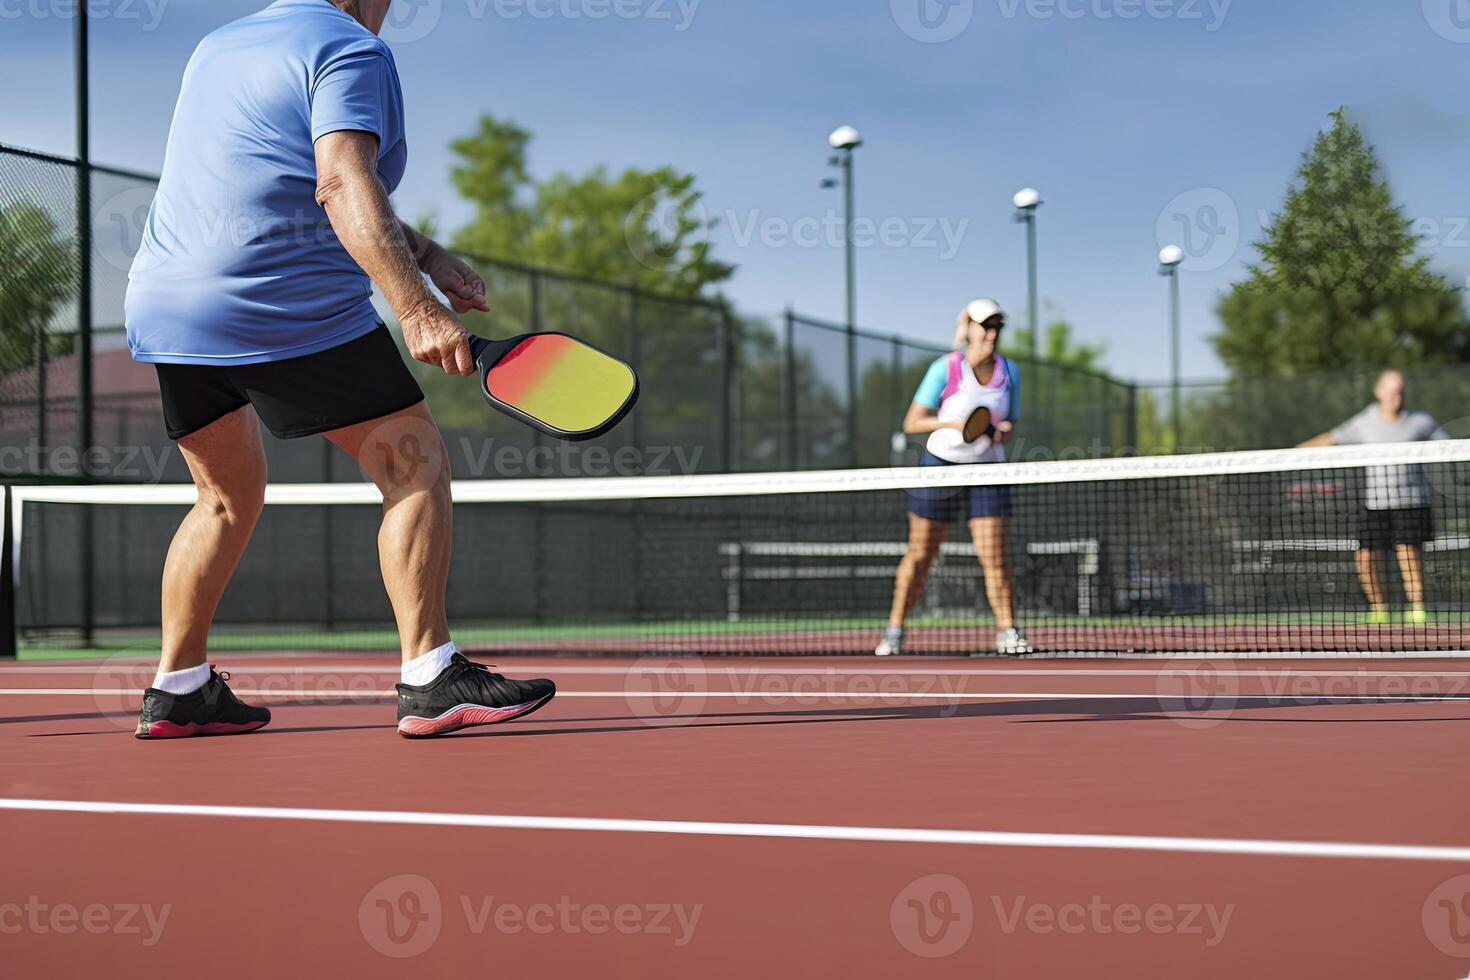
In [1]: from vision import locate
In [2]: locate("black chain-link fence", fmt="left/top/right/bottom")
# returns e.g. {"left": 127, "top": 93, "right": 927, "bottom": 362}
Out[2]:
{"left": 3, "top": 142, "right": 1149, "bottom": 484}
{"left": 784, "top": 312, "right": 1139, "bottom": 469}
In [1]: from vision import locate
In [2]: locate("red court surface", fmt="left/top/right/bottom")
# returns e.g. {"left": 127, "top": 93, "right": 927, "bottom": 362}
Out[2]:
{"left": 3, "top": 655, "right": 1470, "bottom": 978}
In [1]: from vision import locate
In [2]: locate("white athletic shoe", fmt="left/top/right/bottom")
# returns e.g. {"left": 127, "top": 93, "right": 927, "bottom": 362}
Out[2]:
{"left": 875, "top": 636, "right": 901, "bottom": 657}
{"left": 995, "top": 628, "right": 1033, "bottom": 657}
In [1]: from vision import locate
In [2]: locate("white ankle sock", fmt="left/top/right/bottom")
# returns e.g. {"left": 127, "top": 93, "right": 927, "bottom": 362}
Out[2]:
{"left": 402, "top": 642, "right": 458, "bottom": 686}
{"left": 152, "top": 663, "right": 211, "bottom": 695}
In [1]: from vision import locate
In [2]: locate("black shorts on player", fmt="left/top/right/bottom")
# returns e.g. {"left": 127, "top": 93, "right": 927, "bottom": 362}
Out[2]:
{"left": 1357, "top": 506, "right": 1433, "bottom": 551}
{"left": 153, "top": 324, "right": 424, "bottom": 441}
{"left": 396, "top": 654, "right": 557, "bottom": 738}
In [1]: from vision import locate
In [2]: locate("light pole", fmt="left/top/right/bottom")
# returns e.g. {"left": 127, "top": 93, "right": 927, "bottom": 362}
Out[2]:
{"left": 823, "top": 124, "right": 862, "bottom": 466}
{"left": 1158, "top": 245, "right": 1185, "bottom": 450}
{"left": 1013, "top": 188, "right": 1042, "bottom": 362}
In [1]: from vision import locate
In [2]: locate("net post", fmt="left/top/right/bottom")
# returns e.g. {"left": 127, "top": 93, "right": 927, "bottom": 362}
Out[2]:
{"left": 1126, "top": 384, "right": 1139, "bottom": 456}
{"left": 76, "top": 9, "right": 96, "bottom": 649}
{"left": 889, "top": 337, "right": 902, "bottom": 466}
{"left": 528, "top": 270, "right": 546, "bottom": 619}
{"left": 1, "top": 486, "right": 15, "bottom": 659}
{"left": 845, "top": 317, "right": 858, "bottom": 470}
{"left": 783, "top": 307, "right": 797, "bottom": 470}
{"left": 626, "top": 286, "right": 642, "bottom": 470}
{"left": 719, "top": 304, "right": 735, "bottom": 473}
{"left": 34, "top": 319, "right": 47, "bottom": 470}
{"left": 322, "top": 439, "right": 337, "bottom": 632}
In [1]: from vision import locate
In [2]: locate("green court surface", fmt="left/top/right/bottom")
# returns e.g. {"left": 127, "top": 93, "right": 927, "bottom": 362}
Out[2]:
{"left": 15, "top": 610, "right": 1470, "bottom": 660}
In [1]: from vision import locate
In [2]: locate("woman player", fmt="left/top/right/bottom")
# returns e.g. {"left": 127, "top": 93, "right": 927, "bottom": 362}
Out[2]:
{"left": 876, "top": 299, "right": 1032, "bottom": 657}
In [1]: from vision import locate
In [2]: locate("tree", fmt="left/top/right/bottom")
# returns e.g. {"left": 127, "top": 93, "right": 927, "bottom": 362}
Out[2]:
{"left": 447, "top": 114, "right": 733, "bottom": 299}
{"left": 1214, "top": 110, "right": 1469, "bottom": 375}
{"left": 402, "top": 115, "right": 737, "bottom": 459}
{"left": 1008, "top": 319, "right": 1106, "bottom": 374}
{"left": 0, "top": 202, "right": 77, "bottom": 374}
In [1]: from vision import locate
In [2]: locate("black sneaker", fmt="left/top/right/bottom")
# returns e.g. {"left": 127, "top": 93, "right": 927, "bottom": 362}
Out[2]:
{"left": 396, "top": 654, "right": 556, "bottom": 738}
{"left": 135, "top": 668, "right": 271, "bottom": 739}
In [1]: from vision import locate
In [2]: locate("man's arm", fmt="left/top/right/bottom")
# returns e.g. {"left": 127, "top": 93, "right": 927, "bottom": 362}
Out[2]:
{"left": 398, "top": 221, "right": 490, "bottom": 316}
{"left": 314, "top": 130, "right": 474, "bottom": 376}
{"left": 1298, "top": 432, "right": 1337, "bottom": 448}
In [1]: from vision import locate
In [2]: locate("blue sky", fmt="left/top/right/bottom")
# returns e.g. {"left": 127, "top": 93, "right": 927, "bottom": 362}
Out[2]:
{"left": 5, "top": 0, "right": 1470, "bottom": 382}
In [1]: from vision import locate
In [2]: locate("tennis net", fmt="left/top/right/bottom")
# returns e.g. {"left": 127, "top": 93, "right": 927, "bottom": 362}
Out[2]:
{"left": 8, "top": 441, "right": 1470, "bottom": 658}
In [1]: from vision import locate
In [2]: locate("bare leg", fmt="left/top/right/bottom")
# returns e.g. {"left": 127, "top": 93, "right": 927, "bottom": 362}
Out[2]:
{"left": 1395, "top": 544, "right": 1425, "bottom": 608}
{"left": 160, "top": 406, "right": 268, "bottom": 673}
{"left": 325, "top": 402, "right": 453, "bottom": 662}
{"left": 1355, "top": 548, "right": 1386, "bottom": 611}
{"left": 887, "top": 514, "right": 947, "bottom": 628}
{"left": 969, "top": 517, "right": 1015, "bottom": 631}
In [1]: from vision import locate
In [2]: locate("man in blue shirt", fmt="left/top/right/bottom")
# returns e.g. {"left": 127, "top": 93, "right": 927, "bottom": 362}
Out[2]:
{"left": 127, "top": 0, "right": 554, "bottom": 739}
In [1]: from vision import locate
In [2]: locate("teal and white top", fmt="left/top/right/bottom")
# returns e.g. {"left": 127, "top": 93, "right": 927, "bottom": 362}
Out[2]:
{"left": 911, "top": 351, "right": 1021, "bottom": 464}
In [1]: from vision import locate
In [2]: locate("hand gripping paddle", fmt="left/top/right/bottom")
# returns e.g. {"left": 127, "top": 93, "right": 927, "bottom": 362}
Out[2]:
{"left": 469, "top": 332, "right": 639, "bottom": 442}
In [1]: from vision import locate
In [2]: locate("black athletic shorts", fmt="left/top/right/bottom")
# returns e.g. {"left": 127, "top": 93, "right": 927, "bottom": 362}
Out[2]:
{"left": 153, "top": 325, "right": 424, "bottom": 441}
{"left": 1358, "top": 506, "right": 1434, "bottom": 551}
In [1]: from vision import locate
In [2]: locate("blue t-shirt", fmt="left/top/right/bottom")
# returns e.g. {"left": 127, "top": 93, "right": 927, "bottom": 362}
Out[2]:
{"left": 125, "top": 0, "right": 408, "bottom": 365}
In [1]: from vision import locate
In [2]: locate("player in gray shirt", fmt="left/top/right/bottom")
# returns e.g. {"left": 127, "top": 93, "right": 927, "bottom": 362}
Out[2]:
{"left": 1300, "top": 370, "right": 1446, "bottom": 625}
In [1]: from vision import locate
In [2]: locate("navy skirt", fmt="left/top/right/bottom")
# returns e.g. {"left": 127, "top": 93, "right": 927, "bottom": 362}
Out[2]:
{"left": 905, "top": 450, "right": 1013, "bottom": 521}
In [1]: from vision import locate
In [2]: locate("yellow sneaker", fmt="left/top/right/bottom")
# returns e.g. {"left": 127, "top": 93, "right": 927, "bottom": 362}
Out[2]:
{"left": 1365, "top": 609, "right": 1391, "bottom": 626}
{"left": 1406, "top": 606, "right": 1429, "bottom": 625}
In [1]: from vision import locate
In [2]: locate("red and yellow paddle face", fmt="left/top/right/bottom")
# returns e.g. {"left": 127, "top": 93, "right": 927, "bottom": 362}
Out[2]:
{"left": 483, "top": 333, "right": 638, "bottom": 437}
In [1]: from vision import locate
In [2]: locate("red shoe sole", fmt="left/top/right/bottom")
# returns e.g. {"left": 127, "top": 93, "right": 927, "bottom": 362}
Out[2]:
{"left": 397, "top": 693, "right": 554, "bottom": 738}
{"left": 136, "top": 719, "right": 270, "bottom": 739}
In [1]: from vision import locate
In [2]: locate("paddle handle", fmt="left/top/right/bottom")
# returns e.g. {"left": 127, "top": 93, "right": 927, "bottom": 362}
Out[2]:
{"left": 468, "top": 334, "right": 516, "bottom": 367}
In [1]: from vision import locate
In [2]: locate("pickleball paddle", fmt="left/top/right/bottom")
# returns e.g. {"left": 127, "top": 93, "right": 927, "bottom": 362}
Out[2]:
{"left": 962, "top": 406, "right": 996, "bottom": 444}
{"left": 469, "top": 332, "right": 639, "bottom": 442}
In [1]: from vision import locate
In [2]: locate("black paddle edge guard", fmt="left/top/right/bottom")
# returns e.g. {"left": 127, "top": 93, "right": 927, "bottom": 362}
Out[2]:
{"left": 470, "top": 332, "right": 641, "bottom": 443}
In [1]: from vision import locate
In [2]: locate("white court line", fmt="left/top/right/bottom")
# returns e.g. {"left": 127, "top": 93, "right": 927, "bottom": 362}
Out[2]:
{"left": 7, "top": 664, "right": 1470, "bottom": 679}
{"left": 2, "top": 688, "right": 1465, "bottom": 703}
{"left": 0, "top": 797, "right": 1467, "bottom": 863}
